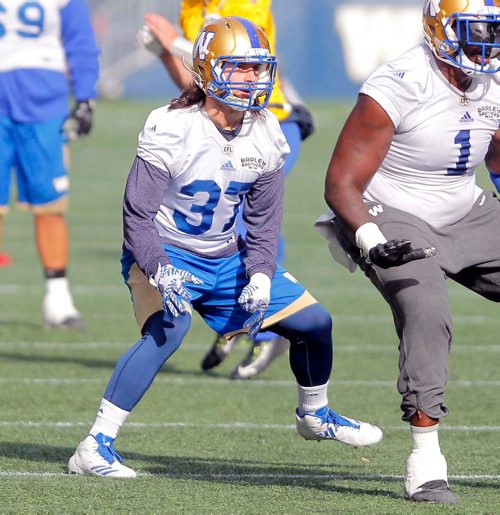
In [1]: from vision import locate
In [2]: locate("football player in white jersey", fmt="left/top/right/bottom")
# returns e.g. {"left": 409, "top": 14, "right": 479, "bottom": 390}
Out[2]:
{"left": 138, "top": 1, "right": 316, "bottom": 381}
{"left": 0, "top": 0, "right": 99, "bottom": 327}
{"left": 67, "top": 17, "right": 382, "bottom": 478}
{"left": 318, "top": 0, "right": 499, "bottom": 505}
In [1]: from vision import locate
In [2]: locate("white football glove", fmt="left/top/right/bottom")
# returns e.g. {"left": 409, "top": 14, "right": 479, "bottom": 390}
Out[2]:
{"left": 150, "top": 264, "right": 203, "bottom": 318}
{"left": 238, "top": 273, "right": 271, "bottom": 338}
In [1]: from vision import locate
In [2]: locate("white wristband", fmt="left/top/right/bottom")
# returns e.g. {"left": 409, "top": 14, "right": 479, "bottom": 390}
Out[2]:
{"left": 355, "top": 222, "right": 387, "bottom": 257}
{"left": 171, "top": 36, "right": 194, "bottom": 64}
{"left": 249, "top": 272, "right": 271, "bottom": 290}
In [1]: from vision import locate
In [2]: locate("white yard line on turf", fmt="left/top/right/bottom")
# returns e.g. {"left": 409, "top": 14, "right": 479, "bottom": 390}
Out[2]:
{"left": 0, "top": 377, "right": 498, "bottom": 387}
{"left": 0, "top": 341, "right": 498, "bottom": 352}
{"left": 0, "top": 420, "right": 498, "bottom": 432}
{"left": 0, "top": 471, "right": 498, "bottom": 480}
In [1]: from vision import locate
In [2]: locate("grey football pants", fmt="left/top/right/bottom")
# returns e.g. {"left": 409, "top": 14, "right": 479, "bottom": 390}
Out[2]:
{"left": 339, "top": 190, "right": 500, "bottom": 421}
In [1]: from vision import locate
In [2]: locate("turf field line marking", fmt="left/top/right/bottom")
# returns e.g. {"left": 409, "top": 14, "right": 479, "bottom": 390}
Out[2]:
{"left": 0, "top": 341, "right": 498, "bottom": 353}
{"left": 0, "top": 285, "right": 124, "bottom": 294}
{"left": 0, "top": 306, "right": 498, "bottom": 325}
{"left": 0, "top": 471, "right": 498, "bottom": 481}
{"left": 0, "top": 421, "right": 498, "bottom": 432}
{"left": 0, "top": 377, "right": 499, "bottom": 387}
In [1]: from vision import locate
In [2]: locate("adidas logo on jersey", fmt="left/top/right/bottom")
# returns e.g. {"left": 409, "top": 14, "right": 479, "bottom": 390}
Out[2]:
{"left": 392, "top": 71, "right": 406, "bottom": 79}
{"left": 146, "top": 124, "right": 156, "bottom": 132}
{"left": 221, "top": 160, "right": 236, "bottom": 172}
{"left": 459, "top": 112, "right": 474, "bottom": 123}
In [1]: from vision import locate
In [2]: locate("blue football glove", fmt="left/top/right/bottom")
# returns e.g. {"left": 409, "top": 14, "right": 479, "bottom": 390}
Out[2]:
{"left": 151, "top": 264, "right": 203, "bottom": 317}
{"left": 238, "top": 273, "right": 271, "bottom": 338}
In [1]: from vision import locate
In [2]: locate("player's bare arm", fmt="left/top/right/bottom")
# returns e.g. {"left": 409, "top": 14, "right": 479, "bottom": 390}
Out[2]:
{"left": 485, "top": 128, "right": 500, "bottom": 174}
{"left": 324, "top": 93, "right": 394, "bottom": 239}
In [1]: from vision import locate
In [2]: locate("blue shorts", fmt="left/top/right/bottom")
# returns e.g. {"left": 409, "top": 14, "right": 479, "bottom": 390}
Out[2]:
{"left": 121, "top": 244, "right": 317, "bottom": 336}
{"left": 0, "top": 116, "right": 68, "bottom": 208}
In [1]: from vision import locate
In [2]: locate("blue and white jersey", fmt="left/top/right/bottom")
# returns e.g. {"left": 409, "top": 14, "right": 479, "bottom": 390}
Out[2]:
{"left": 0, "top": 0, "right": 99, "bottom": 122}
{"left": 137, "top": 104, "right": 289, "bottom": 256}
{"left": 361, "top": 44, "right": 499, "bottom": 228}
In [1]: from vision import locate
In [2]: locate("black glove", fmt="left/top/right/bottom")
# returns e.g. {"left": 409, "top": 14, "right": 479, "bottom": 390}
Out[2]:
{"left": 368, "top": 239, "right": 436, "bottom": 269}
{"left": 64, "top": 100, "right": 95, "bottom": 140}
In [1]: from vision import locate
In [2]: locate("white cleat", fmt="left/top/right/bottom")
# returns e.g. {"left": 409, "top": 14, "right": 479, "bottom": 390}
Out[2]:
{"left": 68, "top": 433, "right": 136, "bottom": 477}
{"left": 231, "top": 337, "right": 289, "bottom": 379}
{"left": 404, "top": 449, "right": 457, "bottom": 504}
{"left": 296, "top": 406, "right": 383, "bottom": 447}
{"left": 43, "top": 278, "right": 84, "bottom": 330}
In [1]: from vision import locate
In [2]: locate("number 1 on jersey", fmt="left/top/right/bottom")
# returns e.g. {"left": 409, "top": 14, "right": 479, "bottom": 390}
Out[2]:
{"left": 447, "top": 130, "right": 471, "bottom": 176}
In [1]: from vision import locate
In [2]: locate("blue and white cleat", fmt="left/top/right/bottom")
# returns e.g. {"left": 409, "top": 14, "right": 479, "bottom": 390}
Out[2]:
{"left": 68, "top": 433, "right": 136, "bottom": 477}
{"left": 296, "top": 406, "right": 383, "bottom": 447}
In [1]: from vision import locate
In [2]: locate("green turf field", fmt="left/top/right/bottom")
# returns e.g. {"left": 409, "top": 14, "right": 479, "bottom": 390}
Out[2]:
{"left": 0, "top": 100, "right": 498, "bottom": 513}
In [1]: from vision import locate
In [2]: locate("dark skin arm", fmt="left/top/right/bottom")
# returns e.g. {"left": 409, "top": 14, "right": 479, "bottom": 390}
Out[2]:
{"left": 324, "top": 93, "right": 395, "bottom": 240}
{"left": 485, "top": 128, "right": 500, "bottom": 173}
{"left": 325, "top": 93, "right": 436, "bottom": 268}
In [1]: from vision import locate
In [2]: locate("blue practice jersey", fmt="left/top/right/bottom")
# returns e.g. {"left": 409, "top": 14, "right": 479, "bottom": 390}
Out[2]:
{"left": 0, "top": 0, "right": 100, "bottom": 122}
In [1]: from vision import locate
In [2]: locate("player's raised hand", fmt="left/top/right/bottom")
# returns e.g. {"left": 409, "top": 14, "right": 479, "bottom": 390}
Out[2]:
{"left": 238, "top": 273, "right": 271, "bottom": 338}
{"left": 151, "top": 264, "right": 203, "bottom": 317}
{"left": 368, "top": 240, "right": 436, "bottom": 269}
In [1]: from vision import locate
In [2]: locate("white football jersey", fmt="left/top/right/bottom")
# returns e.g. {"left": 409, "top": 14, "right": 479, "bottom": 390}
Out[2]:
{"left": 361, "top": 44, "right": 499, "bottom": 228}
{"left": 0, "top": 0, "right": 69, "bottom": 73}
{"left": 137, "top": 105, "right": 289, "bottom": 255}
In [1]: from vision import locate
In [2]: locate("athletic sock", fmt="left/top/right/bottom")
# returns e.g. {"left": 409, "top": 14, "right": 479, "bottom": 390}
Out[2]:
{"left": 297, "top": 382, "right": 328, "bottom": 414}
{"left": 89, "top": 398, "right": 130, "bottom": 439}
{"left": 410, "top": 423, "right": 441, "bottom": 451}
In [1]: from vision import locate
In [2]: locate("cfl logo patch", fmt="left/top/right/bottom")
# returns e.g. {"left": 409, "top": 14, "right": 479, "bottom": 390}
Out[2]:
{"left": 194, "top": 31, "right": 215, "bottom": 60}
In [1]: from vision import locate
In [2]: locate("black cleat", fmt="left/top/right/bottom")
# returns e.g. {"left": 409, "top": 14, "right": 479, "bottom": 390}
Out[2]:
{"left": 200, "top": 334, "right": 239, "bottom": 371}
{"left": 406, "top": 480, "right": 458, "bottom": 504}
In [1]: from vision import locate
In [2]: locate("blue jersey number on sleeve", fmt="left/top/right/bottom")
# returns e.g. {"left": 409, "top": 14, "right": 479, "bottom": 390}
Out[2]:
{"left": 173, "top": 180, "right": 253, "bottom": 235}
{"left": 447, "top": 130, "right": 471, "bottom": 176}
{"left": 0, "top": 1, "right": 45, "bottom": 39}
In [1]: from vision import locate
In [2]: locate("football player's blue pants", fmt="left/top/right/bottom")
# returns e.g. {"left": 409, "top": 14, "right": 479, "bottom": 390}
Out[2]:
{"left": 104, "top": 302, "right": 332, "bottom": 412}
{"left": 236, "top": 120, "right": 302, "bottom": 344}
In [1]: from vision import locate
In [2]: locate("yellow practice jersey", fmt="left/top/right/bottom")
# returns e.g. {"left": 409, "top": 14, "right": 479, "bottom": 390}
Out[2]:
{"left": 180, "top": 0, "right": 291, "bottom": 120}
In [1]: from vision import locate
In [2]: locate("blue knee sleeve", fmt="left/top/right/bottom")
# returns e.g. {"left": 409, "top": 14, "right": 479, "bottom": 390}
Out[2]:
{"left": 272, "top": 303, "right": 333, "bottom": 386}
{"left": 104, "top": 310, "right": 191, "bottom": 411}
